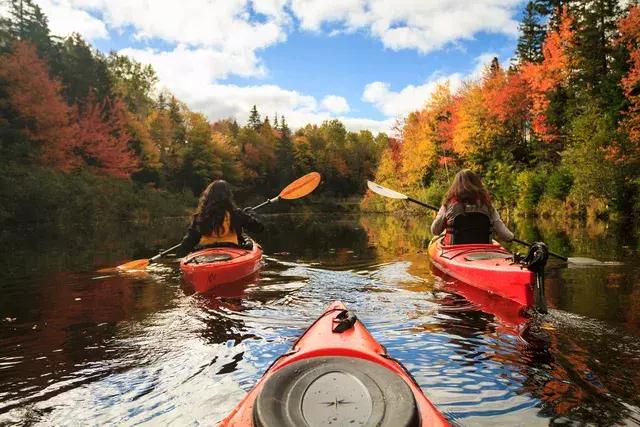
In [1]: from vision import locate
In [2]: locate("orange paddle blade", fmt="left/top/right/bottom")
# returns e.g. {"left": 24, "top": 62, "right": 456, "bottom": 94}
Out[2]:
{"left": 115, "top": 258, "right": 150, "bottom": 271}
{"left": 279, "top": 172, "right": 321, "bottom": 200}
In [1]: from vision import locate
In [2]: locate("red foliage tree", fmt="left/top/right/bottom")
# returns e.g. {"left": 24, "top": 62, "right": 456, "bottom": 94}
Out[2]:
{"left": 74, "top": 96, "right": 139, "bottom": 177}
{"left": 0, "top": 41, "right": 138, "bottom": 177}
{"left": 0, "top": 41, "right": 79, "bottom": 169}
{"left": 484, "top": 71, "right": 531, "bottom": 125}
{"left": 618, "top": 5, "right": 640, "bottom": 147}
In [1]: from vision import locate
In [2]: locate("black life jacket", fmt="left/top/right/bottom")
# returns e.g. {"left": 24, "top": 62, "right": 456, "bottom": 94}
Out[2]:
{"left": 444, "top": 200, "right": 492, "bottom": 245}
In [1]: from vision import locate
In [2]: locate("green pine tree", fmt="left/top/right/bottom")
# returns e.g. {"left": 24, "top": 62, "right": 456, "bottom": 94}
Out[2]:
{"left": 2, "top": 0, "right": 52, "bottom": 56}
{"left": 168, "top": 96, "right": 186, "bottom": 145}
{"left": 248, "top": 105, "right": 261, "bottom": 130}
{"left": 276, "top": 115, "right": 294, "bottom": 185}
{"left": 516, "top": 1, "right": 546, "bottom": 63}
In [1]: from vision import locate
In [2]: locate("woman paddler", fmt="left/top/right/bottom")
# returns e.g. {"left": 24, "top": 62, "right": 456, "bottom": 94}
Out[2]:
{"left": 431, "top": 169, "right": 514, "bottom": 245}
{"left": 176, "top": 180, "right": 263, "bottom": 256}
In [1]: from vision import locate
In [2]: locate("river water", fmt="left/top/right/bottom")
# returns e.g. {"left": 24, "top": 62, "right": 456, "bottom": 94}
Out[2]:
{"left": 0, "top": 213, "right": 639, "bottom": 426}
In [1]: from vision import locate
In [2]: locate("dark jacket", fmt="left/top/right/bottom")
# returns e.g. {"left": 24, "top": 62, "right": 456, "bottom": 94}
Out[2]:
{"left": 177, "top": 208, "right": 264, "bottom": 256}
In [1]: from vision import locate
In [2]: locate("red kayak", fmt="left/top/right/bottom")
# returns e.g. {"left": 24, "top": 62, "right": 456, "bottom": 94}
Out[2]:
{"left": 220, "top": 301, "right": 449, "bottom": 427}
{"left": 179, "top": 243, "right": 262, "bottom": 293}
{"left": 428, "top": 235, "right": 547, "bottom": 311}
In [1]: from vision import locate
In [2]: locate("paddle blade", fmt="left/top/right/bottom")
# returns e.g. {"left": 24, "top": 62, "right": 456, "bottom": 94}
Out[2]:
{"left": 115, "top": 258, "right": 150, "bottom": 271}
{"left": 567, "top": 257, "right": 622, "bottom": 267}
{"left": 279, "top": 172, "right": 321, "bottom": 200}
{"left": 367, "top": 180, "right": 408, "bottom": 200}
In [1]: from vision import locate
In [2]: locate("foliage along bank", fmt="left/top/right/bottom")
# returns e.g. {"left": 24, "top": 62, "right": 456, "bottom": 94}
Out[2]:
{"left": 363, "top": 2, "right": 640, "bottom": 221}
{"left": 0, "top": 0, "right": 387, "bottom": 226}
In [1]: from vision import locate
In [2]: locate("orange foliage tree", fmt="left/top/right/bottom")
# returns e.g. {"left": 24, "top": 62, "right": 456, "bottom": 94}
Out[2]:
{"left": 618, "top": 5, "right": 640, "bottom": 148}
{"left": 521, "top": 8, "right": 575, "bottom": 142}
{"left": 0, "top": 41, "right": 78, "bottom": 169}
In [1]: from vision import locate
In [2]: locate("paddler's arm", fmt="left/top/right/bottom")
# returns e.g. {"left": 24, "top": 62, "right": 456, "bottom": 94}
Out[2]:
{"left": 490, "top": 207, "right": 514, "bottom": 242}
{"left": 176, "top": 219, "right": 201, "bottom": 257}
{"left": 430, "top": 205, "right": 447, "bottom": 235}
{"left": 237, "top": 208, "right": 264, "bottom": 233}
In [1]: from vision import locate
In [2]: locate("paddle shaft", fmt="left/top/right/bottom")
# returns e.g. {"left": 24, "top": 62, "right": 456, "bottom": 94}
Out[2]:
{"left": 251, "top": 196, "right": 280, "bottom": 211}
{"left": 407, "top": 197, "right": 439, "bottom": 211}
{"left": 149, "top": 243, "right": 183, "bottom": 263}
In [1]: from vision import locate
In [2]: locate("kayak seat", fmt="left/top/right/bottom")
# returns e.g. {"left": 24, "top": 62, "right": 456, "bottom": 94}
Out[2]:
{"left": 450, "top": 212, "right": 491, "bottom": 245}
{"left": 464, "top": 252, "right": 511, "bottom": 261}
{"left": 189, "top": 253, "right": 233, "bottom": 264}
{"left": 253, "top": 356, "right": 420, "bottom": 427}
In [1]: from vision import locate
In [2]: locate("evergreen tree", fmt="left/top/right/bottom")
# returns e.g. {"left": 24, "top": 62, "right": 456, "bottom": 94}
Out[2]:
{"left": 516, "top": 1, "right": 546, "bottom": 63}
{"left": 248, "top": 104, "right": 261, "bottom": 130}
{"left": 2, "top": 0, "right": 52, "bottom": 56}
{"left": 273, "top": 113, "right": 279, "bottom": 128}
{"left": 168, "top": 96, "right": 186, "bottom": 145}
{"left": 52, "top": 33, "right": 113, "bottom": 107}
{"left": 276, "top": 115, "right": 295, "bottom": 185}
{"left": 157, "top": 92, "right": 167, "bottom": 110}
{"left": 571, "top": 0, "right": 624, "bottom": 104}
{"left": 280, "top": 115, "right": 289, "bottom": 135}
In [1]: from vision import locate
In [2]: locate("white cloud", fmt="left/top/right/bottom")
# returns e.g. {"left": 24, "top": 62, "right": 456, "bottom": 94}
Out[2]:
{"left": 289, "top": 0, "right": 522, "bottom": 53}
{"left": 37, "top": 0, "right": 108, "bottom": 40}
{"left": 121, "top": 46, "right": 266, "bottom": 88}
{"left": 362, "top": 73, "right": 464, "bottom": 117}
{"left": 321, "top": 95, "right": 350, "bottom": 114}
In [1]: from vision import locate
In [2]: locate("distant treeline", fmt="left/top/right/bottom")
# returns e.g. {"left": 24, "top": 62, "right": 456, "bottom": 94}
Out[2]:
{"left": 364, "top": 2, "right": 640, "bottom": 220}
{"left": 0, "top": 0, "right": 387, "bottom": 225}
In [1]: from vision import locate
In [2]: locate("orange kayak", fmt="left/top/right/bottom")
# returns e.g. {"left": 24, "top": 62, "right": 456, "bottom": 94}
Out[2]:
{"left": 179, "top": 243, "right": 262, "bottom": 293}
{"left": 220, "top": 300, "right": 449, "bottom": 427}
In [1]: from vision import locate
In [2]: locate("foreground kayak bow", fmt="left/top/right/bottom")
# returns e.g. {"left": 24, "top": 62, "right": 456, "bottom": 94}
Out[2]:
{"left": 220, "top": 301, "right": 449, "bottom": 426}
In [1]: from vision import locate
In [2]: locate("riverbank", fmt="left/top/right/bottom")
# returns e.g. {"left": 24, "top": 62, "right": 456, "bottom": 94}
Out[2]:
{"left": 0, "top": 165, "right": 195, "bottom": 229}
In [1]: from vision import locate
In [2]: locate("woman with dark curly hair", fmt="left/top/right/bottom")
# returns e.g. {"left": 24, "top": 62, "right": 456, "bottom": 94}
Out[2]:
{"left": 176, "top": 180, "right": 263, "bottom": 256}
{"left": 431, "top": 169, "right": 514, "bottom": 245}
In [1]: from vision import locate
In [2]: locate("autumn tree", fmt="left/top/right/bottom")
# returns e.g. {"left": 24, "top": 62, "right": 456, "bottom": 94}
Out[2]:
{"left": 521, "top": 8, "right": 575, "bottom": 144}
{"left": 0, "top": 41, "right": 77, "bottom": 168}
{"left": 74, "top": 96, "right": 138, "bottom": 177}
{"left": 618, "top": 5, "right": 640, "bottom": 147}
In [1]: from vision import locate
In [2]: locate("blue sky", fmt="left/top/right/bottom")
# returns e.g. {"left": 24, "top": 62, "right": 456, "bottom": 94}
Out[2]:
{"left": 32, "top": 0, "right": 527, "bottom": 132}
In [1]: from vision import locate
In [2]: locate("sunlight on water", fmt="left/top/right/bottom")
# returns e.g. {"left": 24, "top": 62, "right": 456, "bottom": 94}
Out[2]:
{"left": 0, "top": 214, "right": 639, "bottom": 425}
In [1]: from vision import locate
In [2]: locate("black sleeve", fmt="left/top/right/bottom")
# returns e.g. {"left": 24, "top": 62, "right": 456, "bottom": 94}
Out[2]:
{"left": 234, "top": 209, "right": 264, "bottom": 234}
{"left": 176, "top": 219, "right": 201, "bottom": 257}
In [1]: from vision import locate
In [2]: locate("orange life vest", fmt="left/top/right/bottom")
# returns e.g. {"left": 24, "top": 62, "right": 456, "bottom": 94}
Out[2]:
{"left": 198, "top": 212, "right": 239, "bottom": 246}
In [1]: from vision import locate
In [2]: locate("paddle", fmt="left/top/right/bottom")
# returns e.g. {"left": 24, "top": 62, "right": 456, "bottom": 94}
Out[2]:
{"left": 366, "top": 180, "right": 605, "bottom": 266}
{"left": 111, "top": 172, "right": 322, "bottom": 272}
